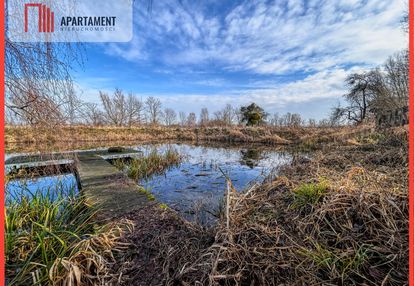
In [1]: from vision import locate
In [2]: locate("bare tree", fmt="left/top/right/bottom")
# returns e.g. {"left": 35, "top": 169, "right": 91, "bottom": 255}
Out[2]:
{"left": 223, "top": 104, "right": 235, "bottom": 125}
{"left": 82, "top": 103, "right": 104, "bottom": 126}
{"left": 335, "top": 73, "right": 375, "bottom": 124}
{"left": 187, "top": 112, "right": 197, "bottom": 127}
{"left": 270, "top": 113, "right": 280, "bottom": 126}
{"left": 163, "top": 108, "right": 177, "bottom": 126}
{"left": 125, "top": 93, "right": 144, "bottom": 126}
{"left": 179, "top": 111, "right": 187, "bottom": 126}
{"left": 308, "top": 118, "right": 317, "bottom": 127}
{"left": 61, "top": 86, "right": 83, "bottom": 125}
{"left": 145, "top": 97, "right": 163, "bottom": 125}
{"left": 234, "top": 108, "right": 243, "bottom": 125}
{"left": 6, "top": 0, "right": 83, "bottom": 126}
{"left": 199, "top": 108, "right": 209, "bottom": 126}
{"left": 99, "top": 89, "right": 143, "bottom": 126}
{"left": 100, "top": 89, "right": 126, "bottom": 126}
{"left": 383, "top": 51, "right": 408, "bottom": 104}
{"left": 8, "top": 89, "right": 65, "bottom": 126}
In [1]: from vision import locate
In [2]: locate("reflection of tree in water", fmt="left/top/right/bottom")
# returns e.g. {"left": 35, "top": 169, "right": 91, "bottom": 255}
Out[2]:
{"left": 240, "top": 149, "right": 264, "bottom": 168}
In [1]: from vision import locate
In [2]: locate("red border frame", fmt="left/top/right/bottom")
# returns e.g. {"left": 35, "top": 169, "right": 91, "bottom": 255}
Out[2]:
{"left": 0, "top": 1, "right": 412, "bottom": 285}
{"left": 1, "top": 0, "right": 5, "bottom": 282}
{"left": 410, "top": 0, "right": 414, "bottom": 283}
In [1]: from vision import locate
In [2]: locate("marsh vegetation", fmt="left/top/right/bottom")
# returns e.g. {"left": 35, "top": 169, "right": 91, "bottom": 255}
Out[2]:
{"left": 5, "top": 177, "right": 132, "bottom": 285}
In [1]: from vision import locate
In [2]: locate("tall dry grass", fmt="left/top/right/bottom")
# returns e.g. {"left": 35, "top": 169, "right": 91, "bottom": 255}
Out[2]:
{"left": 5, "top": 179, "right": 133, "bottom": 285}
{"left": 115, "top": 128, "right": 408, "bottom": 285}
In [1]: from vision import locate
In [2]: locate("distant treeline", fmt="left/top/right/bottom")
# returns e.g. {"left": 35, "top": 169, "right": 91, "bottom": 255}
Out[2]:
{"left": 6, "top": 39, "right": 407, "bottom": 129}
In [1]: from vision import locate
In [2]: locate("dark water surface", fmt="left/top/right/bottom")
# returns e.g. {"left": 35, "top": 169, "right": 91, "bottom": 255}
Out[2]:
{"left": 6, "top": 143, "right": 293, "bottom": 224}
{"left": 136, "top": 143, "right": 292, "bottom": 224}
{"left": 6, "top": 174, "right": 78, "bottom": 202}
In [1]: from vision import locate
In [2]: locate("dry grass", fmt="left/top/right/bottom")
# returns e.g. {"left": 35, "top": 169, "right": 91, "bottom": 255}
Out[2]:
{"left": 5, "top": 179, "right": 134, "bottom": 286}
{"left": 114, "top": 128, "right": 407, "bottom": 285}
{"left": 5, "top": 125, "right": 373, "bottom": 153}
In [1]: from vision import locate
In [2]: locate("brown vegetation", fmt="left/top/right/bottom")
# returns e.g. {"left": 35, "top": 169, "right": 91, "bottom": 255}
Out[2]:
{"left": 112, "top": 127, "right": 407, "bottom": 285}
{"left": 5, "top": 125, "right": 377, "bottom": 153}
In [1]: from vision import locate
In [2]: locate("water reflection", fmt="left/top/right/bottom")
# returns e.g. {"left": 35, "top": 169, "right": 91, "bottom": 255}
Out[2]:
{"left": 239, "top": 149, "right": 264, "bottom": 168}
{"left": 136, "top": 143, "right": 292, "bottom": 225}
{"left": 6, "top": 174, "right": 78, "bottom": 203}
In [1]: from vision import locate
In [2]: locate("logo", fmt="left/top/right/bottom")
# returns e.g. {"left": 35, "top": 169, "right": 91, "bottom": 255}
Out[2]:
{"left": 24, "top": 3, "right": 54, "bottom": 33}
{"left": 9, "top": 0, "right": 133, "bottom": 42}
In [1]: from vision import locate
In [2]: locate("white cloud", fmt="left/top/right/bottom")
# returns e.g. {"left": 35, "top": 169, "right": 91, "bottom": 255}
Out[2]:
{"left": 85, "top": 0, "right": 408, "bottom": 119}
{"left": 106, "top": 0, "right": 407, "bottom": 75}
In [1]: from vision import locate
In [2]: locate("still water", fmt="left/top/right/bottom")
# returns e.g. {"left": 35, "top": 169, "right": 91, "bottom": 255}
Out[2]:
{"left": 6, "top": 174, "right": 78, "bottom": 203}
{"left": 136, "top": 143, "right": 292, "bottom": 224}
{"left": 6, "top": 143, "right": 292, "bottom": 224}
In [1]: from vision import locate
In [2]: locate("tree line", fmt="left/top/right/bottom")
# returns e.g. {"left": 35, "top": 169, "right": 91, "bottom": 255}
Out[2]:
{"left": 7, "top": 48, "right": 407, "bottom": 128}
{"left": 6, "top": 87, "right": 340, "bottom": 128}
{"left": 6, "top": 47, "right": 407, "bottom": 128}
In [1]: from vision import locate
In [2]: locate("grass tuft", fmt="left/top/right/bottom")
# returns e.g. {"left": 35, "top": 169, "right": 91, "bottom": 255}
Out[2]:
{"left": 292, "top": 181, "right": 328, "bottom": 208}
{"left": 6, "top": 180, "right": 131, "bottom": 285}
{"left": 113, "top": 149, "right": 182, "bottom": 181}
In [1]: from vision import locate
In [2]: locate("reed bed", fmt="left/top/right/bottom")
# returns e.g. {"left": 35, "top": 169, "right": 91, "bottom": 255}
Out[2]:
{"left": 5, "top": 179, "right": 133, "bottom": 285}
{"left": 6, "top": 125, "right": 368, "bottom": 153}
{"left": 113, "top": 149, "right": 182, "bottom": 180}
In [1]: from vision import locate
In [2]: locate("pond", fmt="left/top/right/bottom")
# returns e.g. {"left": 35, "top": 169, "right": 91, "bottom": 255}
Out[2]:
{"left": 135, "top": 143, "right": 292, "bottom": 225}
{"left": 6, "top": 173, "right": 78, "bottom": 203}
{"left": 6, "top": 142, "right": 294, "bottom": 225}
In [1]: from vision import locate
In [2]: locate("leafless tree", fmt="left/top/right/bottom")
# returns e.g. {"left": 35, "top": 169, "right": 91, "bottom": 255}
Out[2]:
{"left": 222, "top": 104, "right": 235, "bottom": 125}
{"left": 199, "top": 108, "right": 209, "bottom": 126}
{"left": 100, "top": 89, "right": 126, "bottom": 126}
{"left": 213, "top": 104, "right": 236, "bottom": 125}
{"left": 6, "top": 0, "right": 83, "bottom": 127}
{"left": 308, "top": 118, "right": 317, "bottom": 127}
{"left": 187, "top": 112, "right": 197, "bottom": 127}
{"left": 179, "top": 111, "right": 187, "bottom": 126}
{"left": 82, "top": 103, "right": 104, "bottom": 126}
{"left": 384, "top": 51, "right": 408, "bottom": 103}
{"left": 163, "top": 108, "right": 177, "bottom": 126}
{"left": 145, "top": 97, "right": 163, "bottom": 125}
{"left": 99, "top": 89, "right": 143, "bottom": 126}
{"left": 270, "top": 113, "right": 280, "bottom": 126}
{"left": 61, "top": 86, "right": 83, "bottom": 125}
{"left": 277, "top": 112, "right": 303, "bottom": 127}
{"left": 332, "top": 73, "right": 375, "bottom": 124}
{"left": 234, "top": 108, "right": 243, "bottom": 125}
{"left": 125, "top": 93, "right": 144, "bottom": 126}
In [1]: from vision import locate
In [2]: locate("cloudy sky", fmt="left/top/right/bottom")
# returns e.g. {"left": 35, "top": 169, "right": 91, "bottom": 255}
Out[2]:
{"left": 74, "top": 0, "right": 407, "bottom": 120}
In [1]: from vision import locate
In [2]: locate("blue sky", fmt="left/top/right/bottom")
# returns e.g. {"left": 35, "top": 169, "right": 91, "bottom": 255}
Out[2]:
{"left": 73, "top": 0, "right": 407, "bottom": 120}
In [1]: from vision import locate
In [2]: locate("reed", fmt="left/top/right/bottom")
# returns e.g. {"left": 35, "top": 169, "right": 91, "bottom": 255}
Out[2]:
{"left": 5, "top": 179, "right": 131, "bottom": 285}
{"left": 114, "top": 149, "right": 182, "bottom": 180}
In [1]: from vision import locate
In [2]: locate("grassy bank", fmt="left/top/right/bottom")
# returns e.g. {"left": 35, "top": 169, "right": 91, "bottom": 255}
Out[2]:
{"left": 5, "top": 125, "right": 375, "bottom": 153}
{"left": 5, "top": 181, "right": 132, "bottom": 285}
{"left": 114, "top": 127, "right": 408, "bottom": 285}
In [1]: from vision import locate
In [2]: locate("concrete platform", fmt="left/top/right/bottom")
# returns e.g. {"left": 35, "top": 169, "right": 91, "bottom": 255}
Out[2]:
{"left": 76, "top": 153, "right": 151, "bottom": 220}
{"left": 6, "top": 148, "right": 151, "bottom": 220}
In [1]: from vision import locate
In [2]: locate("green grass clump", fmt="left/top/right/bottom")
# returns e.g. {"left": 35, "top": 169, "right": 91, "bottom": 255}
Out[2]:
{"left": 116, "top": 149, "right": 182, "bottom": 180}
{"left": 300, "top": 243, "right": 370, "bottom": 276}
{"left": 6, "top": 178, "right": 133, "bottom": 285}
{"left": 6, "top": 181, "right": 98, "bottom": 285}
{"left": 292, "top": 181, "right": 328, "bottom": 208}
{"left": 139, "top": 188, "right": 156, "bottom": 201}
{"left": 159, "top": 203, "right": 168, "bottom": 209}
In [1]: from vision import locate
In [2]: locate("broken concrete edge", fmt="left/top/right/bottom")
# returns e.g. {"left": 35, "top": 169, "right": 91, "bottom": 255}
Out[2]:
{"left": 5, "top": 147, "right": 143, "bottom": 164}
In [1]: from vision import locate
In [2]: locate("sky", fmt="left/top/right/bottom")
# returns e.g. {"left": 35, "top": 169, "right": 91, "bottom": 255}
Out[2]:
{"left": 73, "top": 0, "right": 408, "bottom": 120}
